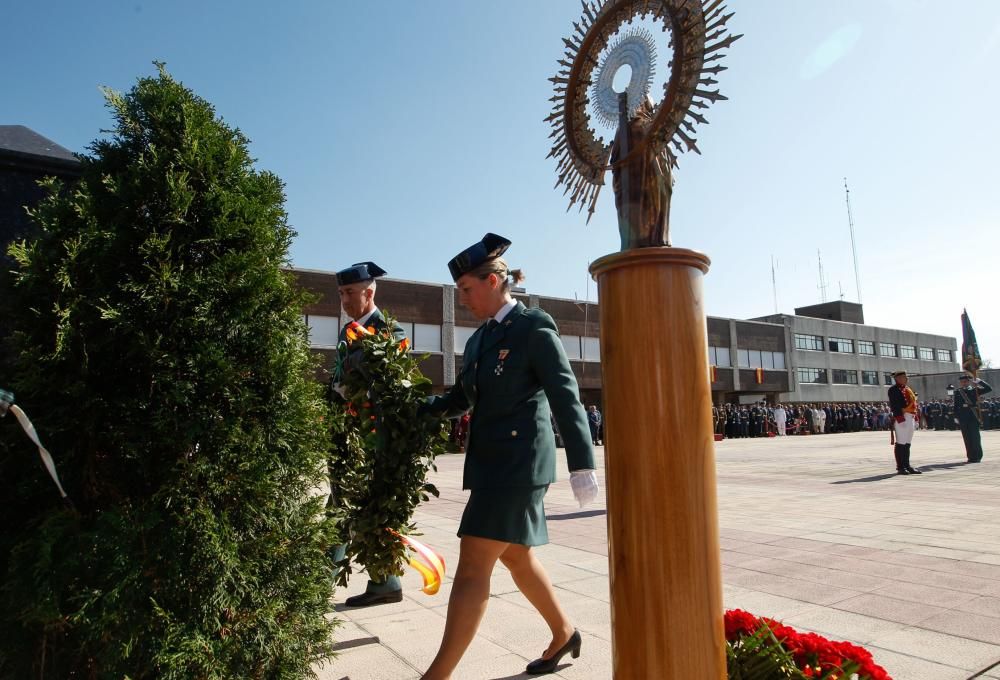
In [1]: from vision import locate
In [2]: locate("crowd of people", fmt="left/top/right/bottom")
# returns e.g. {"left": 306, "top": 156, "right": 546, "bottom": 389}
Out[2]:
{"left": 713, "top": 398, "right": 1000, "bottom": 438}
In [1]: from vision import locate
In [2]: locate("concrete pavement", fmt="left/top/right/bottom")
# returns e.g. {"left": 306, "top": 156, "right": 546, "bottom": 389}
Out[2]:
{"left": 316, "top": 429, "right": 1000, "bottom": 680}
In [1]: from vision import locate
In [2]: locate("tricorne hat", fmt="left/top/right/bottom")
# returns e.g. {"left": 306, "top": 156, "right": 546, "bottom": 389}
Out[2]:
{"left": 447, "top": 233, "right": 512, "bottom": 282}
{"left": 336, "top": 261, "right": 387, "bottom": 286}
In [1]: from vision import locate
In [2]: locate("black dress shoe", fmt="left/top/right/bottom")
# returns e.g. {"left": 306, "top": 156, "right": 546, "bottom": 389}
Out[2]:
{"left": 897, "top": 468, "right": 910, "bottom": 475}
{"left": 906, "top": 467, "right": 922, "bottom": 474}
{"left": 344, "top": 589, "right": 403, "bottom": 607}
{"left": 526, "top": 629, "right": 581, "bottom": 675}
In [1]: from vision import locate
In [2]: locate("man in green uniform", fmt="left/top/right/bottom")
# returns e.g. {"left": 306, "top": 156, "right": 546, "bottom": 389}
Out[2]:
{"left": 328, "top": 261, "right": 407, "bottom": 607}
{"left": 955, "top": 373, "right": 993, "bottom": 463}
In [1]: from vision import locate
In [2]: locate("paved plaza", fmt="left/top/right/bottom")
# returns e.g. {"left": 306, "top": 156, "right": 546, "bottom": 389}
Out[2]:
{"left": 317, "top": 431, "right": 1000, "bottom": 680}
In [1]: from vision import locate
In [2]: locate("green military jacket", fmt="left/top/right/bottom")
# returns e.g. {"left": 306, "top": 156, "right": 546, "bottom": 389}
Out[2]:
{"left": 427, "top": 301, "right": 595, "bottom": 490}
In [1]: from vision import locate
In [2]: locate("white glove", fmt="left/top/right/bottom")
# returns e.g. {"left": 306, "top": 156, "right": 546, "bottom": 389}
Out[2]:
{"left": 332, "top": 382, "right": 347, "bottom": 399}
{"left": 570, "top": 469, "right": 599, "bottom": 508}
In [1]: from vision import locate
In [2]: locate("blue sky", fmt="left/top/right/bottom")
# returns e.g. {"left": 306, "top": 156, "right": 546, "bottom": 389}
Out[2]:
{"left": 3, "top": 1, "right": 999, "bottom": 361}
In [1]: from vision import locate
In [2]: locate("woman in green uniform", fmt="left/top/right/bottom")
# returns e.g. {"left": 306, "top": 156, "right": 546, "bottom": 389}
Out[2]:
{"left": 421, "top": 234, "right": 599, "bottom": 679}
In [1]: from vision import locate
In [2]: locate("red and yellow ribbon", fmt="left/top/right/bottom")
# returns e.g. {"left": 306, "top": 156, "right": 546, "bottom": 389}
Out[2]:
{"left": 388, "top": 529, "right": 446, "bottom": 595}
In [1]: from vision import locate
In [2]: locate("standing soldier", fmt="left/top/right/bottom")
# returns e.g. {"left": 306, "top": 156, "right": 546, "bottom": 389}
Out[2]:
{"left": 587, "top": 405, "right": 603, "bottom": 446}
{"left": 888, "top": 371, "right": 922, "bottom": 475}
{"left": 329, "top": 261, "right": 407, "bottom": 607}
{"left": 954, "top": 373, "right": 993, "bottom": 463}
{"left": 774, "top": 403, "right": 787, "bottom": 436}
{"left": 929, "top": 400, "right": 942, "bottom": 430}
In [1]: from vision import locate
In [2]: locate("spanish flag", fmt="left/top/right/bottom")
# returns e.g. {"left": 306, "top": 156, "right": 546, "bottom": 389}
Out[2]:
{"left": 961, "top": 309, "right": 982, "bottom": 376}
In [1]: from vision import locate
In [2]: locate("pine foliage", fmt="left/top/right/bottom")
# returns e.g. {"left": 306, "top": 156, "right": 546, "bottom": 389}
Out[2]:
{"left": 0, "top": 64, "right": 337, "bottom": 678}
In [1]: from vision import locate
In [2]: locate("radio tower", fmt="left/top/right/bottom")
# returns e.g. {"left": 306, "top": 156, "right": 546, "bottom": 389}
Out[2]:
{"left": 771, "top": 255, "right": 778, "bottom": 313}
{"left": 817, "top": 249, "right": 828, "bottom": 303}
{"left": 844, "top": 178, "right": 863, "bottom": 303}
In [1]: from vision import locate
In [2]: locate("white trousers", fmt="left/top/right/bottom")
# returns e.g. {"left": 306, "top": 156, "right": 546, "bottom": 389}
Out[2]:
{"left": 895, "top": 412, "right": 916, "bottom": 445}
{"left": 776, "top": 415, "right": 786, "bottom": 435}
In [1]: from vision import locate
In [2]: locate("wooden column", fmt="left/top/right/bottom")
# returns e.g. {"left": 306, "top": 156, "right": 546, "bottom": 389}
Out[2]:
{"left": 589, "top": 247, "right": 724, "bottom": 679}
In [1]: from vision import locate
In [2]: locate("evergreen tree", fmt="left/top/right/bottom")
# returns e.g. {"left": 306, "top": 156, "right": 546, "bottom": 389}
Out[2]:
{"left": 0, "top": 64, "right": 337, "bottom": 678}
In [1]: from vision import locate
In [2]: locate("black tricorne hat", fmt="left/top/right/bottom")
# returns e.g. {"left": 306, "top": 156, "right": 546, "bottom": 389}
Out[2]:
{"left": 336, "top": 261, "right": 387, "bottom": 286}
{"left": 447, "top": 233, "right": 512, "bottom": 282}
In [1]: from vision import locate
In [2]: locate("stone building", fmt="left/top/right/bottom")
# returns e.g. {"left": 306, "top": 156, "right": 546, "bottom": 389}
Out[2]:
{"left": 292, "top": 270, "right": 961, "bottom": 406}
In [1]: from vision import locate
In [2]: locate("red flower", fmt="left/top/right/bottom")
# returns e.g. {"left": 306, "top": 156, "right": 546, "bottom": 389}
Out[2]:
{"left": 724, "top": 609, "right": 892, "bottom": 679}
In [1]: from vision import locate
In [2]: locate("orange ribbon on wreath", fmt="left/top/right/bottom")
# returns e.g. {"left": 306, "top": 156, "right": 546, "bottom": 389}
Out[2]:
{"left": 387, "top": 529, "right": 447, "bottom": 595}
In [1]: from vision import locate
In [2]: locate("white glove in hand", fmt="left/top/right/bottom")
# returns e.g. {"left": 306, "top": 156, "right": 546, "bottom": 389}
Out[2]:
{"left": 570, "top": 469, "right": 599, "bottom": 508}
{"left": 332, "top": 382, "right": 347, "bottom": 399}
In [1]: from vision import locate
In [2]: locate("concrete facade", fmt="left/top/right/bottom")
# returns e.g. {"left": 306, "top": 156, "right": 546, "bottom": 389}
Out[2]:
{"left": 294, "top": 268, "right": 959, "bottom": 406}
{"left": 291, "top": 268, "right": 606, "bottom": 405}
{"left": 754, "top": 313, "right": 960, "bottom": 403}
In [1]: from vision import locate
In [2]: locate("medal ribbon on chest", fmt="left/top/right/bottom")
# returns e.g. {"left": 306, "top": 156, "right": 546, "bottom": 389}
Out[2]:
{"left": 495, "top": 349, "right": 510, "bottom": 376}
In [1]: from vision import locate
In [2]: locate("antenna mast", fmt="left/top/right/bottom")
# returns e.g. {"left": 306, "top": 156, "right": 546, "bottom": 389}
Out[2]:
{"left": 817, "top": 249, "right": 828, "bottom": 303}
{"left": 844, "top": 177, "right": 863, "bottom": 303}
{"left": 771, "top": 255, "right": 778, "bottom": 313}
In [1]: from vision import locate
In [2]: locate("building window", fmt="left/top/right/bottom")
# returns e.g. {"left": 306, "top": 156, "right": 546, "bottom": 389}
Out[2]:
{"left": 861, "top": 370, "right": 879, "bottom": 385}
{"left": 561, "top": 334, "right": 582, "bottom": 360}
{"left": 413, "top": 323, "right": 442, "bottom": 352}
{"left": 832, "top": 369, "right": 859, "bottom": 385}
{"left": 919, "top": 347, "right": 934, "bottom": 361}
{"left": 797, "top": 367, "right": 827, "bottom": 384}
{"left": 453, "top": 326, "right": 477, "bottom": 354}
{"left": 879, "top": 342, "right": 897, "bottom": 357}
{"left": 306, "top": 315, "right": 339, "bottom": 348}
{"left": 829, "top": 337, "right": 854, "bottom": 353}
{"left": 794, "top": 333, "right": 824, "bottom": 351}
{"left": 395, "top": 321, "right": 415, "bottom": 341}
{"left": 937, "top": 349, "right": 953, "bottom": 362}
{"left": 884, "top": 372, "right": 894, "bottom": 385}
{"left": 582, "top": 336, "right": 600, "bottom": 362}
{"left": 900, "top": 345, "right": 917, "bottom": 359}
{"left": 709, "top": 346, "right": 731, "bottom": 368}
{"left": 858, "top": 340, "right": 875, "bottom": 355}
{"left": 738, "top": 349, "right": 787, "bottom": 369}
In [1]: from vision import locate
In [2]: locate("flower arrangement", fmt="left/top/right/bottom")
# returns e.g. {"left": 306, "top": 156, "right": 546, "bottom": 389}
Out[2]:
{"left": 726, "top": 609, "right": 891, "bottom": 680}
{"left": 327, "top": 315, "right": 446, "bottom": 588}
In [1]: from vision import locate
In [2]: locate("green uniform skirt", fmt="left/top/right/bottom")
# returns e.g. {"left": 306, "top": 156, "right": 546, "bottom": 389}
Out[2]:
{"left": 458, "top": 485, "right": 550, "bottom": 546}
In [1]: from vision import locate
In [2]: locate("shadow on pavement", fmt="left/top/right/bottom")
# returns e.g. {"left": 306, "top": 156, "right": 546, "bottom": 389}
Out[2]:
{"left": 488, "top": 664, "right": 571, "bottom": 679}
{"left": 916, "top": 461, "right": 970, "bottom": 471}
{"left": 831, "top": 461, "right": 970, "bottom": 484}
{"left": 546, "top": 509, "right": 606, "bottom": 521}
{"left": 830, "top": 473, "right": 901, "bottom": 484}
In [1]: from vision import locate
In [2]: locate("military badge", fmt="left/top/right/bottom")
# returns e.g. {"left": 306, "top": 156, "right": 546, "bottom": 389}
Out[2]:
{"left": 496, "top": 349, "right": 510, "bottom": 376}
